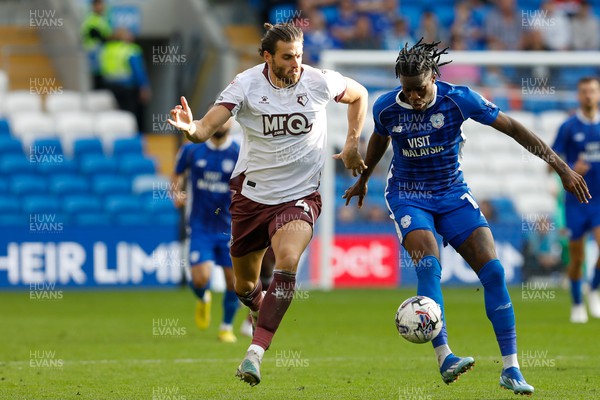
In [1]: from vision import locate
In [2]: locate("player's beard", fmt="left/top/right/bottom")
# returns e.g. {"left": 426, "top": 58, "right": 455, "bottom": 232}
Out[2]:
{"left": 271, "top": 60, "right": 300, "bottom": 87}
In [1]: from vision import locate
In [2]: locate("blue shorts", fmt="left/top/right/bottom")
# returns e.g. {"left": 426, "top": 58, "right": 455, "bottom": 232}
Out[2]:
{"left": 188, "top": 229, "right": 232, "bottom": 268}
{"left": 565, "top": 201, "right": 600, "bottom": 240}
{"left": 385, "top": 183, "right": 489, "bottom": 249}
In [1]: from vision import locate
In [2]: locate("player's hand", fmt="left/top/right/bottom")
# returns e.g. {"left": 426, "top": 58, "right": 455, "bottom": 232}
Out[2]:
{"left": 559, "top": 168, "right": 591, "bottom": 204}
{"left": 333, "top": 147, "right": 367, "bottom": 177}
{"left": 172, "top": 190, "right": 186, "bottom": 208}
{"left": 168, "top": 96, "right": 194, "bottom": 133}
{"left": 573, "top": 158, "right": 591, "bottom": 176}
{"left": 343, "top": 179, "right": 368, "bottom": 208}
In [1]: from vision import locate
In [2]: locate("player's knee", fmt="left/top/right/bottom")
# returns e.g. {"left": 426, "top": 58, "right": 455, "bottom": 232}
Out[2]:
{"left": 234, "top": 279, "right": 256, "bottom": 296}
{"left": 191, "top": 274, "right": 209, "bottom": 288}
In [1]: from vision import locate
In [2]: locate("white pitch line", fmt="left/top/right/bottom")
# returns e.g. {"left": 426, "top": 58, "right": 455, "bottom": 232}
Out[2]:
{"left": 0, "top": 354, "right": 594, "bottom": 367}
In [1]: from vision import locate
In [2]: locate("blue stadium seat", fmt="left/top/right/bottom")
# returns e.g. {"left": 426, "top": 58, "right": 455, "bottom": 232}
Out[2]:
{"left": 0, "top": 214, "right": 28, "bottom": 226}
{"left": 0, "top": 136, "right": 24, "bottom": 156}
{"left": 37, "top": 158, "right": 79, "bottom": 175}
{"left": 80, "top": 154, "right": 119, "bottom": 176}
{"left": 105, "top": 194, "right": 142, "bottom": 214}
{"left": 92, "top": 175, "right": 131, "bottom": 196}
{"left": 63, "top": 194, "right": 103, "bottom": 214}
{"left": 113, "top": 137, "right": 143, "bottom": 157}
{"left": 10, "top": 175, "right": 48, "bottom": 196}
{"left": 73, "top": 212, "right": 112, "bottom": 226}
{"left": 143, "top": 197, "right": 176, "bottom": 214}
{"left": 115, "top": 213, "right": 153, "bottom": 226}
{"left": 22, "top": 195, "right": 61, "bottom": 214}
{"left": 0, "top": 196, "right": 20, "bottom": 213}
{"left": 0, "top": 177, "right": 8, "bottom": 193}
{"left": 73, "top": 137, "right": 104, "bottom": 160}
{"left": 31, "top": 138, "right": 64, "bottom": 156}
{"left": 156, "top": 209, "right": 180, "bottom": 226}
{"left": 0, "top": 155, "right": 36, "bottom": 175}
{"left": 49, "top": 175, "right": 90, "bottom": 196}
{"left": 0, "top": 119, "right": 10, "bottom": 135}
{"left": 118, "top": 156, "right": 156, "bottom": 177}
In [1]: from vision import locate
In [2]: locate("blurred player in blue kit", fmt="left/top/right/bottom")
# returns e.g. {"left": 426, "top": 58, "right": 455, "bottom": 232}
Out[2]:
{"left": 173, "top": 114, "right": 240, "bottom": 343}
{"left": 344, "top": 40, "right": 590, "bottom": 396}
{"left": 552, "top": 77, "right": 600, "bottom": 323}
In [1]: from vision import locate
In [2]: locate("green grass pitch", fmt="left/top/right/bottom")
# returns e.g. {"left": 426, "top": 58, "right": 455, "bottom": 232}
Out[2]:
{"left": 1, "top": 287, "right": 599, "bottom": 399}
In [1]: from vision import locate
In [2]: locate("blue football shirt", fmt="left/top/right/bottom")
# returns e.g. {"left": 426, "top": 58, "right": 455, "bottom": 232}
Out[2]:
{"left": 552, "top": 110, "right": 600, "bottom": 204}
{"left": 174, "top": 139, "right": 240, "bottom": 233}
{"left": 373, "top": 80, "right": 500, "bottom": 193}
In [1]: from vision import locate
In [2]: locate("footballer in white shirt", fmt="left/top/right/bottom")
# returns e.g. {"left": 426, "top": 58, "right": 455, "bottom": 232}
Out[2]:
{"left": 169, "top": 22, "right": 368, "bottom": 386}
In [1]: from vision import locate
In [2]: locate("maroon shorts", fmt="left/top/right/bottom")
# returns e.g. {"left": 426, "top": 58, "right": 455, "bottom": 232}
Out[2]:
{"left": 229, "top": 175, "right": 322, "bottom": 257}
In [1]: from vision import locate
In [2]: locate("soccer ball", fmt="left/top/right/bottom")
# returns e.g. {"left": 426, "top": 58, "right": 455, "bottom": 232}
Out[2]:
{"left": 395, "top": 295, "right": 442, "bottom": 344}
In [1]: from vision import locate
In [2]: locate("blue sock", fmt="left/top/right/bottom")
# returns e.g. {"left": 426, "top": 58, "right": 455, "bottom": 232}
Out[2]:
{"left": 592, "top": 269, "right": 600, "bottom": 291}
{"left": 571, "top": 279, "right": 583, "bottom": 304}
{"left": 478, "top": 259, "right": 516, "bottom": 356}
{"left": 223, "top": 290, "right": 239, "bottom": 325}
{"left": 189, "top": 280, "right": 209, "bottom": 301}
{"left": 415, "top": 256, "right": 447, "bottom": 348}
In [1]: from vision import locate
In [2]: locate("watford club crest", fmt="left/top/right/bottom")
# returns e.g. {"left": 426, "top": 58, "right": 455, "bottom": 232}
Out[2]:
{"left": 296, "top": 94, "right": 308, "bottom": 106}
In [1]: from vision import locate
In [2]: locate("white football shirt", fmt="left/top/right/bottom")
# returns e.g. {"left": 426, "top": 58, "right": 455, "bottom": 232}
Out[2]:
{"left": 216, "top": 63, "right": 347, "bottom": 205}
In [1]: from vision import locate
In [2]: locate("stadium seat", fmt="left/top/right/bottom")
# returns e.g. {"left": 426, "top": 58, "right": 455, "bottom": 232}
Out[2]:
{"left": 113, "top": 137, "right": 143, "bottom": 157}
{"left": 115, "top": 213, "right": 153, "bottom": 226}
{"left": 0, "top": 213, "right": 28, "bottom": 226}
{"left": 0, "top": 118, "right": 10, "bottom": 135}
{"left": 504, "top": 111, "right": 537, "bottom": 132}
{"left": 73, "top": 213, "right": 112, "bottom": 226}
{"left": 0, "top": 136, "right": 24, "bottom": 156}
{"left": 132, "top": 174, "right": 170, "bottom": 195}
{"left": 514, "top": 193, "right": 556, "bottom": 215}
{"left": 144, "top": 197, "right": 176, "bottom": 214}
{"left": 8, "top": 112, "right": 55, "bottom": 147}
{"left": 45, "top": 91, "right": 83, "bottom": 114}
{"left": 31, "top": 137, "right": 64, "bottom": 155}
{"left": 92, "top": 175, "right": 131, "bottom": 196}
{"left": 156, "top": 210, "right": 180, "bottom": 226}
{"left": 0, "top": 196, "right": 20, "bottom": 213}
{"left": 118, "top": 156, "right": 156, "bottom": 177}
{"left": 55, "top": 111, "right": 96, "bottom": 156}
{"left": 73, "top": 137, "right": 104, "bottom": 160}
{"left": 62, "top": 194, "right": 103, "bottom": 214}
{"left": 36, "top": 159, "right": 78, "bottom": 175}
{"left": 105, "top": 194, "right": 142, "bottom": 214}
{"left": 0, "top": 177, "right": 7, "bottom": 193}
{"left": 83, "top": 90, "right": 117, "bottom": 112}
{"left": 49, "top": 175, "right": 90, "bottom": 196}
{"left": 537, "top": 110, "right": 569, "bottom": 145}
{"left": 94, "top": 110, "right": 138, "bottom": 152}
{"left": 466, "top": 173, "right": 504, "bottom": 199}
{"left": 10, "top": 175, "right": 48, "bottom": 196}
{"left": 79, "top": 154, "right": 119, "bottom": 176}
{"left": 0, "top": 155, "right": 36, "bottom": 175}
{"left": 5, "top": 91, "right": 43, "bottom": 114}
{"left": 22, "top": 195, "right": 61, "bottom": 214}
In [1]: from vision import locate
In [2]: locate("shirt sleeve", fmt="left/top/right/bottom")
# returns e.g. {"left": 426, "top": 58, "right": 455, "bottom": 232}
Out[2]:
{"left": 321, "top": 69, "right": 347, "bottom": 102}
{"left": 551, "top": 122, "right": 568, "bottom": 156}
{"left": 215, "top": 75, "right": 244, "bottom": 116}
{"left": 372, "top": 95, "right": 390, "bottom": 136}
{"left": 174, "top": 144, "right": 192, "bottom": 174}
{"left": 453, "top": 86, "right": 500, "bottom": 125}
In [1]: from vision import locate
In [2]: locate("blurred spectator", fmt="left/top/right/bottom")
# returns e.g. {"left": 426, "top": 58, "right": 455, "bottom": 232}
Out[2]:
{"left": 364, "top": 204, "right": 389, "bottom": 222}
{"left": 99, "top": 27, "right": 151, "bottom": 132}
{"left": 81, "top": 0, "right": 112, "bottom": 89}
{"left": 484, "top": 0, "right": 524, "bottom": 50}
{"left": 479, "top": 199, "right": 498, "bottom": 223}
{"left": 382, "top": 17, "right": 415, "bottom": 51}
{"left": 538, "top": 1, "right": 571, "bottom": 51}
{"left": 302, "top": 9, "right": 340, "bottom": 63}
{"left": 416, "top": 10, "right": 445, "bottom": 46}
{"left": 439, "top": 35, "right": 481, "bottom": 86}
{"left": 450, "top": 1, "right": 485, "bottom": 50}
{"left": 338, "top": 204, "right": 358, "bottom": 223}
{"left": 345, "top": 14, "right": 381, "bottom": 49}
{"left": 522, "top": 214, "right": 563, "bottom": 279}
{"left": 359, "top": 0, "right": 398, "bottom": 40}
{"left": 571, "top": 1, "right": 600, "bottom": 50}
{"left": 330, "top": 0, "right": 359, "bottom": 45}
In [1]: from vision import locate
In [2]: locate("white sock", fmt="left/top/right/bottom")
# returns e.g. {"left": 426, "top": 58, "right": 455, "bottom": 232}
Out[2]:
{"left": 219, "top": 323, "right": 232, "bottom": 331}
{"left": 502, "top": 353, "right": 519, "bottom": 370}
{"left": 434, "top": 344, "right": 452, "bottom": 367}
{"left": 248, "top": 344, "right": 265, "bottom": 359}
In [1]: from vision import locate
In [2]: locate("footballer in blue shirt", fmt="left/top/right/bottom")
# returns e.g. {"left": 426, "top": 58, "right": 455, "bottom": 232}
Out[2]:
{"left": 173, "top": 116, "right": 240, "bottom": 343}
{"left": 344, "top": 40, "right": 590, "bottom": 396}
{"left": 552, "top": 77, "right": 600, "bottom": 324}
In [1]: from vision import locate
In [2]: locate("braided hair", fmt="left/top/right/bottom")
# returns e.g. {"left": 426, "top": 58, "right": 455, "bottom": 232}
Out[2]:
{"left": 395, "top": 38, "right": 452, "bottom": 79}
{"left": 258, "top": 22, "right": 303, "bottom": 57}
